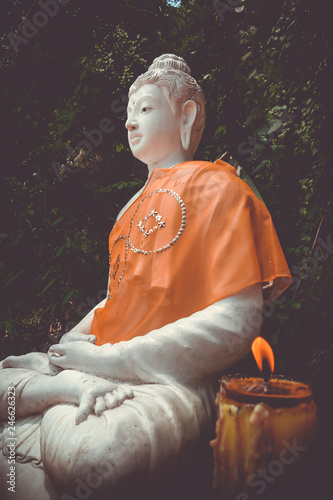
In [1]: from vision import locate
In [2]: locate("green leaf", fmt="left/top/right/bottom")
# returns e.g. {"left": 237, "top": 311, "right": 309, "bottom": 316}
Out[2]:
{"left": 267, "top": 119, "right": 283, "bottom": 135}
{"left": 241, "top": 51, "right": 252, "bottom": 61}
{"left": 55, "top": 245, "right": 66, "bottom": 258}
{"left": 252, "top": 160, "right": 267, "bottom": 174}
{"left": 8, "top": 233, "right": 24, "bottom": 249}
{"left": 5, "top": 271, "right": 24, "bottom": 287}
{"left": 3, "top": 321, "right": 19, "bottom": 340}
{"left": 40, "top": 278, "right": 57, "bottom": 295}
{"left": 238, "top": 167, "right": 266, "bottom": 205}
{"left": 40, "top": 303, "right": 58, "bottom": 316}
{"left": 61, "top": 289, "right": 79, "bottom": 308}
{"left": 50, "top": 217, "right": 65, "bottom": 227}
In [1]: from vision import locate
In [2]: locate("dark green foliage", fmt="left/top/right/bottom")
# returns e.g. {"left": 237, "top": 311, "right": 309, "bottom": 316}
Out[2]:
{"left": 0, "top": 0, "right": 332, "bottom": 386}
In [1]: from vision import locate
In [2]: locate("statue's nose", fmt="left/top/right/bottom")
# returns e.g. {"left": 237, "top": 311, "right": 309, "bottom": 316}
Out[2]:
{"left": 125, "top": 114, "right": 138, "bottom": 131}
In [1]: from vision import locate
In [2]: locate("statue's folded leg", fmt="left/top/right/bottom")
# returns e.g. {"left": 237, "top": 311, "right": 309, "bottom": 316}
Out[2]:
{"left": 0, "top": 364, "right": 62, "bottom": 500}
{"left": 0, "top": 361, "right": 215, "bottom": 500}
{"left": 40, "top": 381, "right": 215, "bottom": 499}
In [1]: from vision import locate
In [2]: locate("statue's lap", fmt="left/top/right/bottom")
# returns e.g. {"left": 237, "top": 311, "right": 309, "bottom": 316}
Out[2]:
{"left": 0, "top": 366, "right": 212, "bottom": 496}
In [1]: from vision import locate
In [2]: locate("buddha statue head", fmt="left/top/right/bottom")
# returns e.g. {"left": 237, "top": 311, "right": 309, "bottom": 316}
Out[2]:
{"left": 126, "top": 54, "right": 206, "bottom": 169}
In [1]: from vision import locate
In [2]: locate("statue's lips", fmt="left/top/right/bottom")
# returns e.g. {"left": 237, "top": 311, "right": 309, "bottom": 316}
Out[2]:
{"left": 130, "top": 135, "right": 142, "bottom": 145}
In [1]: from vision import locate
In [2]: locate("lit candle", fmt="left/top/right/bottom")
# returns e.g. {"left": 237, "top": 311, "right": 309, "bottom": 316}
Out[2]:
{"left": 210, "top": 337, "right": 318, "bottom": 499}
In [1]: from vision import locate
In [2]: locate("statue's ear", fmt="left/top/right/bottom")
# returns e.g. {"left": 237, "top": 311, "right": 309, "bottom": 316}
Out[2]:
{"left": 180, "top": 100, "right": 197, "bottom": 151}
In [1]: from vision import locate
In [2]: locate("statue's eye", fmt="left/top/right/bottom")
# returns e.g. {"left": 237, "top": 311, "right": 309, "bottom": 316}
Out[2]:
{"left": 141, "top": 106, "right": 150, "bottom": 113}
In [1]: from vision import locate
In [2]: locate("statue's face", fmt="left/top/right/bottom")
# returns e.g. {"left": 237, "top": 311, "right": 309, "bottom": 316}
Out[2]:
{"left": 125, "top": 84, "right": 182, "bottom": 168}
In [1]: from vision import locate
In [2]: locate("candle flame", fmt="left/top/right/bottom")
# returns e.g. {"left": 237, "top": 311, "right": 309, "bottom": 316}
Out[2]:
{"left": 251, "top": 336, "right": 274, "bottom": 374}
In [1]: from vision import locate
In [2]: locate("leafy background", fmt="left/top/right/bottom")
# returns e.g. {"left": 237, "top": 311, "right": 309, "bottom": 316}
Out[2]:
{"left": 0, "top": 0, "right": 332, "bottom": 496}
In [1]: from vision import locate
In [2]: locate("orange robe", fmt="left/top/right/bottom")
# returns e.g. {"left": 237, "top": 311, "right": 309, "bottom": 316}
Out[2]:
{"left": 91, "top": 160, "right": 291, "bottom": 345}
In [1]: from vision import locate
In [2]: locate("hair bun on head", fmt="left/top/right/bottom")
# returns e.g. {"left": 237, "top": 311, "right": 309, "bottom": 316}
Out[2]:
{"left": 148, "top": 54, "right": 191, "bottom": 76}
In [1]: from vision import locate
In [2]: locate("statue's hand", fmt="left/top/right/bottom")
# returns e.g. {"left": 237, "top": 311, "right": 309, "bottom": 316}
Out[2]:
{"left": 59, "top": 331, "right": 97, "bottom": 344}
{"left": 56, "top": 370, "right": 134, "bottom": 425}
{"left": 48, "top": 341, "right": 98, "bottom": 372}
{"left": 2, "top": 352, "right": 61, "bottom": 375}
{"left": 77, "top": 380, "right": 134, "bottom": 425}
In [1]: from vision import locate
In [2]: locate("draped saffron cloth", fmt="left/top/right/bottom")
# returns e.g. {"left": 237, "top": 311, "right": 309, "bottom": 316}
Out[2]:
{"left": 91, "top": 160, "right": 291, "bottom": 345}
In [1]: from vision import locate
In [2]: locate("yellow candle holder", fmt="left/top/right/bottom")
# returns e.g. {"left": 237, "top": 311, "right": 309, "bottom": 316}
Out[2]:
{"left": 210, "top": 374, "right": 318, "bottom": 499}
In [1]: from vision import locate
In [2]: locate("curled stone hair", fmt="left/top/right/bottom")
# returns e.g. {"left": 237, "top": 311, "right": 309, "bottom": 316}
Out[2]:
{"left": 128, "top": 54, "right": 206, "bottom": 156}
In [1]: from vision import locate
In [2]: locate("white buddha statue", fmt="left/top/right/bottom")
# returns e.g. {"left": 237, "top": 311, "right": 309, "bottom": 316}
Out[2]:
{"left": 0, "top": 54, "right": 290, "bottom": 500}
